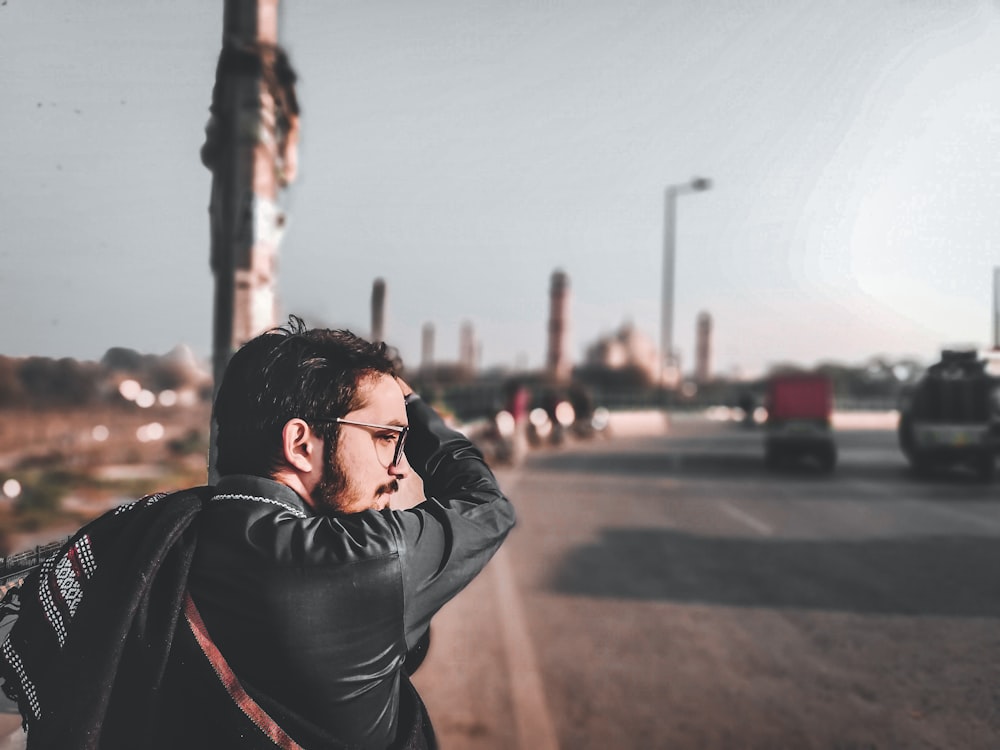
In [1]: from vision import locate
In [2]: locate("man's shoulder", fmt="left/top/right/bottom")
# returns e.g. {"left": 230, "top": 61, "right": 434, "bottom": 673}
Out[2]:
{"left": 199, "top": 502, "right": 404, "bottom": 568}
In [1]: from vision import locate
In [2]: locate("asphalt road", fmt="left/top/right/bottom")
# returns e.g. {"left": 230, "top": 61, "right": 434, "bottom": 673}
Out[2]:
{"left": 413, "top": 416, "right": 1000, "bottom": 749}
{"left": 3, "top": 415, "right": 998, "bottom": 748}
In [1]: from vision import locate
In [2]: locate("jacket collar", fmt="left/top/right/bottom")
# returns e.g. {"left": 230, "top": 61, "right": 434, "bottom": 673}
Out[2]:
{"left": 213, "top": 474, "right": 312, "bottom": 518}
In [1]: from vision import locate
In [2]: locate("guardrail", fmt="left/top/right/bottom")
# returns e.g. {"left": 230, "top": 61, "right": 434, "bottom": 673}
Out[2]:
{"left": 0, "top": 538, "right": 68, "bottom": 588}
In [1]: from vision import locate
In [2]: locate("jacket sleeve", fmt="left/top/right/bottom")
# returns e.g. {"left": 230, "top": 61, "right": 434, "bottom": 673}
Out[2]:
{"left": 392, "top": 395, "right": 516, "bottom": 650}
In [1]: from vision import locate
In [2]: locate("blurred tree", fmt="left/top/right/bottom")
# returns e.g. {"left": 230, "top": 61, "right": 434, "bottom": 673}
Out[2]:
{"left": 100, "top": 347, "right": 144, "bottom": 372}
{"left": 0, "top": 357, "right": 25, "bottom": 406}
{"left": 18, "top": 357, "right": 99, "bottom": 407}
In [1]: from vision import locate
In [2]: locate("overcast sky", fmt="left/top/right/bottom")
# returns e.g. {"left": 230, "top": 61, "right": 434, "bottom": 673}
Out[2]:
{"left": 2, "top": 1, "right": 999, "bottom": 377}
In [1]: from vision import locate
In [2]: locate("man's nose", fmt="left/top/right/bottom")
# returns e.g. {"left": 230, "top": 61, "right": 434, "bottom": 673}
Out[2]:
{"left": 389, "top": 455, "right": 409, "bottom": 479}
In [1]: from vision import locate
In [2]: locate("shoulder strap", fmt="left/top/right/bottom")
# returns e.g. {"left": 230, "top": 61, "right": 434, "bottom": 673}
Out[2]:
{"left": 182, "top": 592, "right": 305, "bottom": 750}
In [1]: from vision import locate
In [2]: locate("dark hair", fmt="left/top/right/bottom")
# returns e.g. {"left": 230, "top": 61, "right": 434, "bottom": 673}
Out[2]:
{"left": 213, "top": 316, "right": 397, "bottom": 477}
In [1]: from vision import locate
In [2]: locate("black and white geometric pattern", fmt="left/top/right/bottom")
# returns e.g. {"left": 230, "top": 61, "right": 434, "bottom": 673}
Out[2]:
{"left": 39, "top": 535, "right": 97, "bottom": 648}
{"left": 2, "top": 635, "right": 39, "bottom": 721}
{"left": 113, "top": 491, "right": 168, "bottom": 515}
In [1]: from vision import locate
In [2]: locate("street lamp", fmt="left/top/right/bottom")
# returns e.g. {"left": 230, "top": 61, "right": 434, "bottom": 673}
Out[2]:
{"left": 660, "top": 176, "right": 712, "bottom": 386}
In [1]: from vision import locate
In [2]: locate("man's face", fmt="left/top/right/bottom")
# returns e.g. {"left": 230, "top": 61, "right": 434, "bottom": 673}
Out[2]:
{"left": 312, "top": 374, "right": 409, "bottom": 514}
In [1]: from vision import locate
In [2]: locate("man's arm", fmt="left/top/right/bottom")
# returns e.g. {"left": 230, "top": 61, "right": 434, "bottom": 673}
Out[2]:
{"left": 390, "top": 389, "right": 516, "bottom": 649}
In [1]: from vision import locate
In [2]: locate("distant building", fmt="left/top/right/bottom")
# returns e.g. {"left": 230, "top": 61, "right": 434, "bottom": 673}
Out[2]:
{"left": 582, "top": 321, "right": 659, "bottom": 385}
{"left": 412, "top": 321, "right": 480, "bottom": 389}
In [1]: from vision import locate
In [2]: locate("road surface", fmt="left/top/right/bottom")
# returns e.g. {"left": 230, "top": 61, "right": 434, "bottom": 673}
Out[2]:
{"left": 414, "top": 415, "right": 1000, "bottom": 749}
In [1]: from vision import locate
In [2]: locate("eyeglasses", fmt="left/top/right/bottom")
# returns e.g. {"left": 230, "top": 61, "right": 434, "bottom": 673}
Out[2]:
{"left": 314, "top": 417, "right": 409, "bottom": 467}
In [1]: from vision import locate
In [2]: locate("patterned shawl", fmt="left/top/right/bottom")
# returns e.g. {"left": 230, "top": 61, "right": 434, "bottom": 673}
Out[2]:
{"left": 0, "top": 487, "right": 208, "bottom": 749}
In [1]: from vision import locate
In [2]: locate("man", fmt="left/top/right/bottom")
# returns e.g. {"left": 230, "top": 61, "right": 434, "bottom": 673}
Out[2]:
{"left": 0, "top": 318, "right": 515, "bottom": 749}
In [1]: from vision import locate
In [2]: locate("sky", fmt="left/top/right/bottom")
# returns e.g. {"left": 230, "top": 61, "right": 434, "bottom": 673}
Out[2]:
{"left": 2, "top": 1, "right": 1000, "bottom": 378}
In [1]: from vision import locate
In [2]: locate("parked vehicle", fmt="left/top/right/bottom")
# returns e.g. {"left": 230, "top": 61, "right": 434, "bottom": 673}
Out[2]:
{"left": 764, "top": 372, "right": 837, "bottom": 472}
{"left": 898, "top": 349, "right": 1000, "bottom": 481}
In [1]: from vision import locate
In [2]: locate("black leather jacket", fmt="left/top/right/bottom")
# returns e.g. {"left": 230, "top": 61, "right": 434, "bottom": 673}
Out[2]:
{"left": 183, "top": 395, "right": 515, "bottom": 748}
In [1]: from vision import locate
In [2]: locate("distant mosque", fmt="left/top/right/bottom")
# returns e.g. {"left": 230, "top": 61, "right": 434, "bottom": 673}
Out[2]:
{"left": 368, "top": 269, "right": 713, "bottom": 387}
{"left": 582, "top": 321, "right": 660, "bottom": 384}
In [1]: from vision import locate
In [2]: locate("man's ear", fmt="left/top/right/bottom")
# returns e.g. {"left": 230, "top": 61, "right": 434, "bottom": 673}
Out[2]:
{"left": 281, "top": 418, "right": 320, "bottom": 474}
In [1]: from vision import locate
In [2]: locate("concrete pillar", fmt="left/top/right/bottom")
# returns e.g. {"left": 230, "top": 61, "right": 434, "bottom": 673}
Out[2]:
{"left": 207, "top": 0, "right": 298, "bottom": 480}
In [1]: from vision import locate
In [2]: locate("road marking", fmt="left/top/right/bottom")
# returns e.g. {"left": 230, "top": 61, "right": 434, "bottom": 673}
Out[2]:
{"left": 903, "top": 499, "right": 1000, "bottom": 534}
{"left": 717, "top": 500, "right": 774, "bottom": 536}
{"left": 492, "top": 545, "right": 560, "bottom": 750}
{"left": 840, "top": 480, "right": 1000, "bottom": 533}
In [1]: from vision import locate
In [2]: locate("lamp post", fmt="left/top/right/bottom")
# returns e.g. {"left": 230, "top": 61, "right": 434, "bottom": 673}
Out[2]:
{"left": 660, "top": 176, "right": 712, "bottom": 387}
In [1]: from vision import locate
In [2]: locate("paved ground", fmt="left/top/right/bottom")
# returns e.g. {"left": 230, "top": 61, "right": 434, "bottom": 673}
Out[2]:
{"left": 413, "top": 415, "right": 1000, "bottom": 749}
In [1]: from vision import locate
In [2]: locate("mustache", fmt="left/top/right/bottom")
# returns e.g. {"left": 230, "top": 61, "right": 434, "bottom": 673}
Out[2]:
{"left": 376, "top": 481, "right": 399, "bottom": 497}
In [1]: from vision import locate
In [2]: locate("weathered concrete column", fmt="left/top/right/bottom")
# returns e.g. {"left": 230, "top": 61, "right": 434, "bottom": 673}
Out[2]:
{"left": 204, "top": 0, "right": 299, "bottom": 480}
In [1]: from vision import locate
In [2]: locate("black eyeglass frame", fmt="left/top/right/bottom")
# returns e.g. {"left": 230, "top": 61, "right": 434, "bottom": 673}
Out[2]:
{"left": 312, "top": 417, "right": 409, "bottom": 467}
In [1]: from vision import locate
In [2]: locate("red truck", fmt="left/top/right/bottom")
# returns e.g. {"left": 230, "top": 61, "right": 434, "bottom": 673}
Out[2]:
{"left": 764, "top": 372, "right": 837, "bottom": 472}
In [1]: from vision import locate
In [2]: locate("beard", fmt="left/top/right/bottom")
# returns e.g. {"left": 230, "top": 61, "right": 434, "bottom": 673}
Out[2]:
{"left": 311, "top": 444, "right": 399, "bottom": 514}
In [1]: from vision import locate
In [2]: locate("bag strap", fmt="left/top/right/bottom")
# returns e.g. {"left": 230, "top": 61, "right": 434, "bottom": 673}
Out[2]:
{"left": 183, "top": 591, "right": 305, "bottom": 750}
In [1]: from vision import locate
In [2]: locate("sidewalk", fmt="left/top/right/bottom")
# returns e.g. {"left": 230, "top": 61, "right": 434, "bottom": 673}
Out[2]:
{"left": 0, "top": 698, "right": 23, "bottom": 750}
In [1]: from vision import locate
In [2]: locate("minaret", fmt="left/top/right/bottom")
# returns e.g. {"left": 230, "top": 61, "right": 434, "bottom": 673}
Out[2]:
{"left": 547, "top": 269, "right": 572, "bottom": 382}
{"left": 695, "top": 311, "right": 712, "bottom": 383}
{"left": 460, "top": 321, "right": 477, "bottom": 373}
{"left": 993, "top": 267, "right": 999, "bottom": 350}
{"left": 421, "top": 322, "right": 435, "bottom": 373}
{"left": 371, "top": 278, "right": 386, "bottom": 343}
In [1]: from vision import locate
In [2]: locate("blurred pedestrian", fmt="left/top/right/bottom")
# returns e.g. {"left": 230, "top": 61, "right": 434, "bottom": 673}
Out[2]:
{"left": 505, "top": 378, "right": 530, "bottom": 466}
{"left": 0, "top": 316, "right": 515, "bottom": 749}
